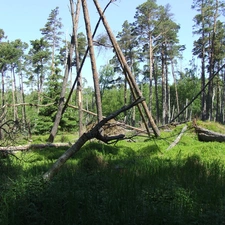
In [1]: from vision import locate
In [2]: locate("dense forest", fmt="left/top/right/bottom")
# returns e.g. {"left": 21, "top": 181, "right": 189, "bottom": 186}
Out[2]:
{"left": 1, "top": 0, "right": 225, "bottom": 142}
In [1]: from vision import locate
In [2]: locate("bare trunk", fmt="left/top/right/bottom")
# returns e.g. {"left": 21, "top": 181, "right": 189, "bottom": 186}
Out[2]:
{"left": 72, "top": 0, "right": 83, "bottom": 137}
{"left": 201, "top": 5, "right": 207, "bottom": 121}
{"left": 1, "top": 71, "right": 5, "bottom": 140}
{"left": 11, "top": 69, "right": 16, "bottom": 121}
{"left": 48, "top": 31, "right": 76, "bottom": 142}
{"left": 19, "top": 73, "right": 27, "bottom": 132}
{"left": 171, "top": 59, "right": 180, "bottom": 115}
{"left": 161, "top": 52, "right": 166, "bottom": 125}
{"left": 43, "top": 97, "right": 144, "bottom": 181}
{"left": 153, "top": 61, "right": 160, "bottom": 124}
{"left": 81, "top": 0, "right": 103, "bottom": 122}
{"left": 93, "top": 0, "right": 160, "bottom": 137}
{"left": 149, "top": 34, "right": 153, "bottom": 111}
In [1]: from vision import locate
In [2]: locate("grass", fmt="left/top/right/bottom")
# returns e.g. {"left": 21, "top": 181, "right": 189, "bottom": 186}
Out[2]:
{"left": 1, "top": 123, "right": 225, "bottom": 224}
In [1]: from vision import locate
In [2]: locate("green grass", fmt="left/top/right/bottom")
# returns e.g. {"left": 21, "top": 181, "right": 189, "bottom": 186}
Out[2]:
{"left": 1, "top": 123, "right": 225, "bottom": 224}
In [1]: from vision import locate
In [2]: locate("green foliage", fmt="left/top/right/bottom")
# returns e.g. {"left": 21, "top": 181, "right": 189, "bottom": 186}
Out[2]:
{"left": 40, "top": 6, "right": 63, "bottom": 51}
{"left": 34, "top": 115, "right": 53, "bottom": 134}
{"left": 2, "top": 124, "right": 225, "bottom": 224}
{"left": 102, "top": 87, "right": 124, "bottom": 118}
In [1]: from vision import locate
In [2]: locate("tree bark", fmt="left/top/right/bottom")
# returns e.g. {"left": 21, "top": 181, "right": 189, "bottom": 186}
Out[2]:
{"left": 43, "top": 97, "right": 145, "bottom": 181}
{"left": 81, "top": 0, "right": 103, "bottom": 122}
{"left": 93, "top": 0, "right": 160, "bottom": 137}
{"left": 0, "top": 143, "right": 71, "bottom": 151}
{"left": 166, "top": 125, "right": 187, "bottom": 150}
{"left": 48, "top": 36, "right": 75, "bottom": 142}
{"left": 195, "top": 126, "right": 225, "bottom": 142}
{"left": 171, "top": 59, "right": 180, "bottom": 115}
{"left": 72, "top": 0, "right": 83, "bottom": 137}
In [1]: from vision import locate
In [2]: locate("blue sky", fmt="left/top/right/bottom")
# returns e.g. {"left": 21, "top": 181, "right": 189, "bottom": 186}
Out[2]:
{"left": 0, "top": 0, "right": 197, "bottom": 85}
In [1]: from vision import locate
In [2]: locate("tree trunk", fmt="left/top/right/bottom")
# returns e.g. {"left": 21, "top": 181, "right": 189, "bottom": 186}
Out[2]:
{"left": 149, "top": 34, "right": 153, "bottom": 111}
{"left": 43, "top": 97, "right": 144, "bottom": 181}
{"left": 19, "top": 73, "right": 28, "bottom": 134}
{"left": 153, "top": 61, "right": 160, "bottom": 124}
{"left": 11, "top": 68, "right": 17, "bottom": 121}
{"left": 166, "top": 125, "right": 187, "bottom": 150}
{"left": 171, "top": 59, "right": 180, "bottom": 115}
{"left": 195, "top": 125, "right": 225, "bottom": 142}
{"left": 48, "top": 36, "right": 75, "bottom": 142}
{"left": 71, "top": 0, "right": 83, "bottom": 137}
{"left": 201, "top": 5, "right": 207, "bottom": 121}
{"left": 93, "top": 0, "right": 160, "bottom": 137}
{"left": 161, "top": 51, "right": 166, "bottom": 125}
{"left": 81, "top": 0, "right": 103, "bottom": 122}
{"left": 0, "top": 70, "right": 5, "bottom": 140}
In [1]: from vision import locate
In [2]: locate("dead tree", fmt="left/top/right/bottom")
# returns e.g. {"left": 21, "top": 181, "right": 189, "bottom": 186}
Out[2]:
{"left": 47, "top": 7, "right": 77, "bottom": 143}
{"left": 81, "top": 0, "right": 103, "bottom": 122}
{"left": 72, "top": 0, "right": 83, "bottom": 137}
{"left": 195, "top": 126, "right": 225, "bottom": 142}
{"left": 93, "top": 0, "right": 160, "bottom": 137}
{"left": 43, "top": 97, "right": 145, "bottom": 181}
{"left": 166, "top": 125, "right": 187, "bottom": 150}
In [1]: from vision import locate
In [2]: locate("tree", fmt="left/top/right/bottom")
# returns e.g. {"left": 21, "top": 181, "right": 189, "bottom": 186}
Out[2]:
{"left": 47, "top": 2, "right": 78, "bottom": 143}
{"left": 93, "top": 0, "right": 160, "bottom": 137}
{"left": 72, "top": 0, "right": 83, "bottom": 137}
{"left": 132, "top": 0, "right": 159, "bottom": 112}
{"left": 81, "top": 0, "right": 103, "bottom": 122}
{"left": 115, "top": 20, "right": 140, "bottom": 125}
{"left": 28, "top": 38, "right": 51, "bottom": 110}
{"left": 154, "top": 4, "right": 181, "bottom": 124}
{"left": 192, "top": 0, "right": 213, "bottom": 120}
{"left": 99, "top": 64, "right": 118, "bottom": 97}
{"left": 0, "top": 29, "right": 7, "bottom": 42}
{"left": 192, "top": 0, "right": 225, "bottom": 121}
{"left": 40, "top": 7, "right": 63, "bottom": 76}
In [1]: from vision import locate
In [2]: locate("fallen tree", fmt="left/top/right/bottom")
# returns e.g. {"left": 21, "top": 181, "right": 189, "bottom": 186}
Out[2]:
{"left": 166, "top": 125, "right": 187, "bottom": 150}
{"left": 0, "top": 143, "right": 71, "bottom": 152}
{"left": 43, "top": 97, "right": 145, "bottom": 181}
{"left": 195, "top": 126, "right": 225, "bottom": 142}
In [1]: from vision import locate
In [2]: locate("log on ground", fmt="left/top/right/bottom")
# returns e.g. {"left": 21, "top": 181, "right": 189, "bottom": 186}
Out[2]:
{"left": 195, "top": 126, "right": 225, "bottom": 142}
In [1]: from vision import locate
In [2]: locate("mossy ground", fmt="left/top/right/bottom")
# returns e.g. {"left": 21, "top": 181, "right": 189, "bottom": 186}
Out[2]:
{"left": 1, "top": 122, "right": 225, "bottom": 225}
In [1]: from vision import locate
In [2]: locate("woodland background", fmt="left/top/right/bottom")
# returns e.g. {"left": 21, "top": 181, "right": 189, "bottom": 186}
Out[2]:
{"left": 0, "top": 0, "right": 225, "bottom": 142}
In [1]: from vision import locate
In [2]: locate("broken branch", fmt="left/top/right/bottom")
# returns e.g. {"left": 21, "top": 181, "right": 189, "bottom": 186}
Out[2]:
{"left": 43, "top": 97, "right": 145, "bottom": 181}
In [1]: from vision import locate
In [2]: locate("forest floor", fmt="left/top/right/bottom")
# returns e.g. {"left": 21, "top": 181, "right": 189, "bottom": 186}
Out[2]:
{"left": 1, "top": 120, "right": 225, "bottom": 225}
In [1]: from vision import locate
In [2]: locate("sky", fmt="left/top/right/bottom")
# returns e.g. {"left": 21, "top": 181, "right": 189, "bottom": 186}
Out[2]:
{"left": 0, "top": 0, "right": 197, "bottom": 86}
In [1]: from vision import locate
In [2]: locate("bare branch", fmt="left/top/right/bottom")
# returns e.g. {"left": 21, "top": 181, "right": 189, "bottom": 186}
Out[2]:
{"left": 43, "top": 97, "right": 145, "bottom": 181}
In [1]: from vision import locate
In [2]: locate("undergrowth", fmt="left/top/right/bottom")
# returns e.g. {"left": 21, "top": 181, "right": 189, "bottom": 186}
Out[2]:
{"left": 1, "top": 123, "right": 225, "bottom": 224}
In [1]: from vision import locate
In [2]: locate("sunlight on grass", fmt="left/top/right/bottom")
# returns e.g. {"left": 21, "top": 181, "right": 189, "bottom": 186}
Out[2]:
{"left": 1, "top": 122, "right": 225, "bottom": 224}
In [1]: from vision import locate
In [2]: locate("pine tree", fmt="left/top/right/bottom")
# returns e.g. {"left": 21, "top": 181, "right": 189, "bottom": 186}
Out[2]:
{"left": 115, "top": 20, "right": 140, "bottom": 125}
{"left": 132, "top": 0, "right": 159, "bottom": 112}
{"left": 192, "top": 0, "right": 225, "bottom": 121}
{"left": 28, "top": 38, "right": 51, "bottom": 109}
{"left": 40, "top": 7, "right": 63, "bottom": 76}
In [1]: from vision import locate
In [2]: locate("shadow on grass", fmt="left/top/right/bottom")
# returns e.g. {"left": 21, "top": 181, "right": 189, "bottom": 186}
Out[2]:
{"left": 1, "top": 142, "right": 225, "bottom": 225}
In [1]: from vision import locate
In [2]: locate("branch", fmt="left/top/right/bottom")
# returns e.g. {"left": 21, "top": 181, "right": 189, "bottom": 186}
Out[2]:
{"left": 166, "top": 125, "right": 187, "bottom": 150}
{"left": 62, "top": 0, "right": 114, "bottom": 115}
{"left": 170, "top": 64, "right": 225, "bottom": 123}
{"left": 1, "top": 102, "right": 55, "bottom": 109}
{"left": 43, "top": 97, "right": 145, "bottom": 181}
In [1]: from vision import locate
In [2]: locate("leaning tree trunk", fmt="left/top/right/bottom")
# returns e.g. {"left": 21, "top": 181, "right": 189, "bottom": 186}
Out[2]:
{"left": 43, "top": 97, "right": 144, "bottom": 181}
{"left": 81, "top": 0, "right": 103, "bottom": 122}
{"left": 93, "top": 0, "right": 160, "bottom": 137}
{"left": 48, "top": 26, "right": 76, "bottom": 142}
